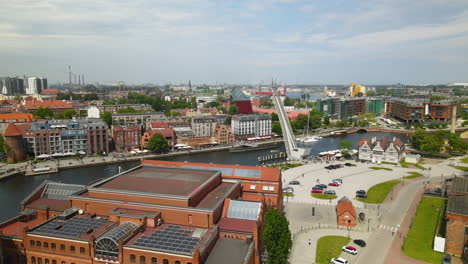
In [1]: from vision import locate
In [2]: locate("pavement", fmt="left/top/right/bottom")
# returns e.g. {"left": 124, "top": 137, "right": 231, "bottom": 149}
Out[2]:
{"left": 284, "top": 156, "right": 465, "bottom": 264}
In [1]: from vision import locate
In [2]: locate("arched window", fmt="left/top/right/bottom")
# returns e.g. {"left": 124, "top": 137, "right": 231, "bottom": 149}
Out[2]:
{"left": 140, "top": 256, "right": 146, "bottom": 264}
{"left": 31, "top": 257, "right": 36, "bottom": 264}
{"left": 130, "top": 254, "right": 136, "bottom": 262}
{"left": 61, "top": 261, "right": 66, "bottom": 264}
{"left": 37, "top": 241, "right": 42, "bottom": 247}
{"left": 44, "top": 242, "right": 49, "bottom": 248}
{"left": 151, "top": 257, "right": 157, "bottom": 264}
{"left": 80, "top": 247, "right": 85, "bottom": 254}
{"left": 51, "top": 243, "right": 56, "bottom": 250}
{"left": 70, "top": 246, "right": 75, "bottom": 253}
{"left": 52, "top": 260, "right": 57, "bottom": 264}
{"left": 45, "top": 259, "right": 49, "bottom": 264}
{"left": 175, "top": 261, "right": 181, "bottom": 264}
{"left": 38, "top": 258, "right": 42, "bottom": 264}
{"left": 95, "top": 221, "right": 139, "bottom": 260}
{"left": 163, "top": 259, "right": 169, "bottom": 264}
{"left": 30, "top": 240, "right": 35, "bottom": 247}
{"left": 60, "top": 244, "right": 65, "bottom": 251}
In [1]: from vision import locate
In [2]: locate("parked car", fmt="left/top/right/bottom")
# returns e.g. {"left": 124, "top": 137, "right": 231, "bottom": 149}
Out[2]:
{"left": 342, "top": 246, "right": 358, "bottom": 255}
{"left": 325, "top": 165, "right": 335, "bottom": 170}
{"left": 324, "top": 190, "right": 336, "bottom": 195}
{"left": 312, "top": 186, "right": 323, "bottom": 190}
{"left": 328, "top": 182, "right": 340, "bottom": 187}
{"left": 330, "top": 257, "right": 348, "bottom": 264}
{"left": 442, "top": 254, "right": 451, "bottom": 264}
{"left": 311, "top": 189, "right": 323, "bottom": 194}
{"left": 289, "top": 180, "right": 300, "bottom": 185}
{"left": 344, "top": 163, "right": 352, "bottom": 166}
{"left": 356, "top": 190, "right": 366, "bottom": 195}
{"left": 353, "top": 239, "right": 366, "bottom": 247}
{"left": 335, "top": 164, "right": 343, "bottom": 168}
{"left": 283, "top": 187, "right": 294, "bottom": 193}
{"left": 333, "top": 179, "right": 343, "bottom": 184}
{"left": 316, "top": 184, "right": 328, "bottom": 189}
{"left": 356, "top": 193, "right": 367, "bottom": 198}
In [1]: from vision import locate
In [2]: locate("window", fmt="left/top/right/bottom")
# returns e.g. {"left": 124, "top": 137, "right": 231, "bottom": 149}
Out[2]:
{"left": 175, "top": 261, "right": 181, "bottom": 264}
{"left": 52, "top": 261, "right": 56, "bottom": 264}
{"left": 151, "top": 257, "right": 157, "bottom": 264}
{"left": 60, "top": 244, "right": 65, "bottom": 251}
{"left": 61, "top": 261, "right": 66, "bottom": 264}
{"left": 44, "top": 242, "right": 48, "bottom": 248}
{"left": 262, "top": 186, "right": 268, "bottom": 191}
{"left": 70, "top": 246, "right": 75, "bottom": 253}
{"left": 37, "top": 241, "right": 42, "bottom": 247}
{"left": 130, "top": 254, "right": 136, "bottom": 262}
{"left": 80, "top": 247, "right": 85, "bottom": 254}
{"left": 30, "top": 240, "right": 35, "bottom": 247}
{"left": 51, "top": 243, "right": 56, "bottom": 250}
{"left": 45, "top": 259, "right": 49, "bottom": 264}
{"left": 268, "top": 186, "right": 274, "bottom": 191}
{"left": 31, "top": 257, "right": 36, "bottom": 264}
{"left": 250, "top": 185, "right": 256, "bottom": 190}
{"left": 38, "top": 258, "right": 42, "bottom": 264}
{"left": 163, "top": 260, "right": 169, "bottom": 264}
{"left": 140, "top": 256, "right": 146, "bottom": 264}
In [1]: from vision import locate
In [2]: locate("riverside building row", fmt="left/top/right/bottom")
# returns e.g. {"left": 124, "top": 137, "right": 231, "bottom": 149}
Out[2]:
{"left": 0, "top": 160, "right": 284, "bottom": 264}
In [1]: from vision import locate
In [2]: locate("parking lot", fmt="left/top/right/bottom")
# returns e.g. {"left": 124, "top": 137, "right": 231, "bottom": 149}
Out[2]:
{"left": 282, "top": 160, "right": 422, "bottom": 206}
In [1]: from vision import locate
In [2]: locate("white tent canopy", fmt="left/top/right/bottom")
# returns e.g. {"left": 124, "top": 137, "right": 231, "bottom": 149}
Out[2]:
{"left": 37, "top": 154, "right": 51, "bottom": 159}
{"left": 64, "top": 152, "right": 75, "bottom": 156}
{"left": 78, "top": 151, "right": 86, "bottom": 155}
{"left": 174, "top": 144, "right": 187, "bottom": 148}
{"left": 51, "top": 153, "right": 63, "bottom": 157}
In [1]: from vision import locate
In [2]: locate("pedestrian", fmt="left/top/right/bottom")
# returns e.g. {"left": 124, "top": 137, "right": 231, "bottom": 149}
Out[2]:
{"left": 392, "top": 231, "right": 394, "bottom": 236}
{"left": 308, "top": 239, "right": 311, "bottom": 245}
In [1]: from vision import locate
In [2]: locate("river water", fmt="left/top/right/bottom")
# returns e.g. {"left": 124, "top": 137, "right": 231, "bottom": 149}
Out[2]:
{"left": 0, "top": 131, "right": 409, "bottom": 222}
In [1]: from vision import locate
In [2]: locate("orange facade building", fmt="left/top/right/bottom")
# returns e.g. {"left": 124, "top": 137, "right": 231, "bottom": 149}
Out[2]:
{"left": 0, "top": 161, "right": 282, "bottom": 264}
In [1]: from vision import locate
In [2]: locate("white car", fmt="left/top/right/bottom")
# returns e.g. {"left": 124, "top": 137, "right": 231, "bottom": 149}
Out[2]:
{"left": 332, "top": 179, "right": 343, "bottom": 184}
{"left": 342, "top": 245, "right": 358, "bottom": 255}
{"left": 331, "top": 257, "right": 348, "bottom": 264}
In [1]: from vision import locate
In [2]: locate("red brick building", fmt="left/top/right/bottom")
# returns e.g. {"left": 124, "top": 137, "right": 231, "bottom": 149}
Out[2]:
{"left": 336, "top": 197, "right": 356, "bottom": 227}
{"left": 21, "top": 99, "right": 74, "bottom": 115}
{"left": 112, "top": 125, "right": 142, "bottom": 152}
{"left": 0, "top": 161, "right": 279, "bottom": 264}
{"left": 213, "top": 124, "right": 234, "bottom": 145}
{"left": 446, "top": 177, "right": 468, "bottom": 258}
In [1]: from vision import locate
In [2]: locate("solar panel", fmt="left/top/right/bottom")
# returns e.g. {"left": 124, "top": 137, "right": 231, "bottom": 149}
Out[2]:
{"left": 227, "top": 200, "right": 261, "bottom": 220}
{"left": 33, "top": 217, "right": 108, "bottom": 238}
{"left": 182, "top": 165, "right": 233, "bottom": 176}
{"left": 42, "top": 182, "right": 85, "bottom": 200}
{"left": 234, "top": 168, "right": 261, "bottom": 178}
{"left": 132, "top": 225, "right": 201, "bottom": 255}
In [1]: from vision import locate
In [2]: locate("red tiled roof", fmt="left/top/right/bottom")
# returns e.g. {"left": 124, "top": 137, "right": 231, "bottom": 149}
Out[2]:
{"left": 337, "top": 198, "right": 356, "bottom": 218}
{"left": 15, "top": 124, "right": 31, "bottom": 136}
{"left": 4, "top": 123, "right": 22, "bottom": 137}
{"left": 150, "top": 128, "right": 174, "bottom": 138}
{"left": 0, "top": 100, "right": 19, "bottom": 105}
{"left": 218, "top": 218, "right": 256, "bottom": 233}
{"left": 23, "top": 99, "right": 73, "bottom": 110}
{"left": 25, "top": 198, "right": 70, "bottom": 211}
{"left": 358, "top": 138, "right": 367, "bottom": 147}
{"left": 253, "top": 107, "right": 309, "bottom": 120}
{"left": 380, "top": 137, "right": 389, "bottom": 150}
{"left": 41, "top": 89, "right": 60, "bottom": 94}
{"left": 151, "top": 122, "right": 170, "bottom": 128}
{"left": 141, "top": 160, "right": 281, "bottom": 182}
{"left": 0, "top": 113, "right": 34, "bottom": 123}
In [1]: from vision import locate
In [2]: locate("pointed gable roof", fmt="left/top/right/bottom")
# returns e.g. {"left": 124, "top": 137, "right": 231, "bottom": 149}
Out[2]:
{"left": 4, "top": 123, "right": 22, "bottom": 137}
{"left": 358, "top": 138, "right": 367, "bottom": 147}
{"left": 337, "top": 196, "right": 356, "bottom": 218}
{"left": 380, "top": 137, "right": 390, "bottom": 150}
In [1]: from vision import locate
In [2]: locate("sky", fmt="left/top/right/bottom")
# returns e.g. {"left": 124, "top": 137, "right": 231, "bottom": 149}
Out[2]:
{"left": 1, "top": 0, "right": 468, "bottom": 85}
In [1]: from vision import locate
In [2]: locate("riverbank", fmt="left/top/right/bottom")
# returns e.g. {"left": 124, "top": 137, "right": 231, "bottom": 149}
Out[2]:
{"left": 0, "top": 138, "right": 284, "bottom": 180}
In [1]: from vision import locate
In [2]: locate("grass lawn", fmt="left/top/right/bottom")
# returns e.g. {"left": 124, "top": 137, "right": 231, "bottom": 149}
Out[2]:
{"left": 382, "top": 161, "right": 397, "bottom": 165}
{"left": 454, "top": 166, "right": 468, "bottom": 172}
{"left": 402, "top": 196, "right": 446, "bottom": 264}
{"left": 401, "top": 161, "right": 426, "bottom": 170}
{"left": 404, "top": 172, "right": 424, "bottom": 179}
{"left": 284, "top": 193, "right": 295, "bottom": 197}
{"left": 312, "top": 193, "right": 337, "bottom": 200}
{"left": 369, "top": 166, "right": 393, "bottom": 171}
{"left": 316, "top": 236, "right": 350, "bottom": 264}
{"left": 357, "top": 180, "right": 401, "bottom": 203}
{"left": 460, "top": 157, "right": 468, "bottom": 164}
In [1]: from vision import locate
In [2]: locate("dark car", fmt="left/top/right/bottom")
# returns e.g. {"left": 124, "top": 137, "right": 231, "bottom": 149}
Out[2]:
{"left": 345, "top": 163, "right": 352, "bottom": 166}
{"left": 316, "top": 184, "right": 328, "bottom": 189}
{"left": 324, "top": 190, "right": 336, "bottom": 195}
{"left": 289, "top": 180, "right": 300, "bottom": 185}
{"left": 311, "top": 189, "right": 323, "bottom": 194}
{"left": 325, "top": 165, "right": 335, "bottom": 170}
{"left": 356, "top": 190, "right": 366, "bottom": 195}
{"left": 356, "top": 193, "right": 367, "bottom": 198}
{"left": 353, "top": 239, "right": 366, "bottom": 247}
{"left": 312, "top": 186, "right": 323, "bottom": 190}
{"left": 442, "top": 254, "right": 451, "bottom": 264}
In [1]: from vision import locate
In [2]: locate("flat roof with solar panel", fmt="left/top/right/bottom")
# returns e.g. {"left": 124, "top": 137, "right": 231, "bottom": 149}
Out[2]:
{"left": 128, "top": 224, "right": 211, "bottom": 256}
{"left": 29, "top": 214, "right": 112, "bottom": 241}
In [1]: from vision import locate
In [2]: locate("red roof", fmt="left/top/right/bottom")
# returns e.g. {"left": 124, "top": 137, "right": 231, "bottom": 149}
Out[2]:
{"left": 253, "top": 107, "right": 309, "bottom": 120}
{"left": 25, "top": 198, "right": 70, "bottom": 211}
{"left": 235, "top": 101, "right": 253, "bottom": 114}
{"left": 0, "top": 113, "right": 34, "bottom": 123}
{"left": 41, "top": 89, "right": 60, "bottom": 95}
{"left": 4, "top": 123, "right": 22, "bottom": 137}
{"left": 218, "top": 218, "right": 257, "bottom": 233}
{"left": 337, "top": 198, "right": 356, "bottom": 218}
{"left": 23, "top": 99, "right": 73, "bottom": 110}
{"left": 358, "top": 138, "right": 367, "bottom": 147}
{"left": 141, "top": 160, "right": 281, "bottom": 182}
{"left": 151, "top": 122, "right": 170, "bottom": 128}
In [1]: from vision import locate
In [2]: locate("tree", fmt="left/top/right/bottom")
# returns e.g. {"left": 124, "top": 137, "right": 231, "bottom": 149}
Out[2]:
{"left": 63, "top": 109, "right": 77, "bottom": 119}
{"left": 263, "top": 208, "right": 292, "bottom": 264}
{"left": 117, "top": 107, "right": 137, "bottom": 114}
{"left": 271, "top": 112, "right": 279, "bottom": 122}
{"left": 309, "top": 115, "right": 322, "bottom": 129}
{"left": 323, "top": 115, "right": 330, "bottom": 125}
{"left": 83, "top": 93, "right": 99, "bottom": 101}
{"left": 147, "top": 133, "right": 169, "bottom": 153}
{"left": 337, "top": 140, "right": 353, "bottom": 150}
{"left": 101, "top": 112, "right": 113, "bottom": 128}
{"left": 228, "top": 104, "right": 238, "bottom": 115}
{"left": 366, "top": 91, "right": 376, "bottom": 96}
{"left": 283, "top": 96, "right": 295, "bottom": 106}
{"left": 224, "top": 116, "right": 232, "bottom": 125}
{"left": 13, "top": 95, "right": 22, "bottom": 102}
{"left": 448, "top": 133, "right": 468, "bottom": 153}
{"left": 205, "top": 101, "right": 220, "bottom": 108}
{"left": 171, "top": 111, "right": 181, "bottom": 117}
{"left": 272, "top": 121, "right": 282, "bottom": 136}
{"left": 34, "top": 107, "right": 54, "bottom": 119}
{"left": 0, "top": 134, "right": 11, "bottom": 161}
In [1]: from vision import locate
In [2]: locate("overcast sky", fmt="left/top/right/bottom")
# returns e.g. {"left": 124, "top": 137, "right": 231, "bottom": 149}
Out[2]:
{"left": 1, "top": 0, "right": 468, "bottom": 85}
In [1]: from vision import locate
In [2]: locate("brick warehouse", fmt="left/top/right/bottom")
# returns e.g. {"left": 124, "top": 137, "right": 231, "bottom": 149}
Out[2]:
{"left": 445, "top": 177, "right": 468, "bottom": 258}
{"left": 0, "top": 161, "right": 283, "bottom": 264}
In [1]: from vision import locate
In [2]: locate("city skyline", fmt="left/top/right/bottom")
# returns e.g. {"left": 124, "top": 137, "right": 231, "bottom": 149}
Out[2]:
{"left": 1, "top": 0, "right": 468, "bottom": 85}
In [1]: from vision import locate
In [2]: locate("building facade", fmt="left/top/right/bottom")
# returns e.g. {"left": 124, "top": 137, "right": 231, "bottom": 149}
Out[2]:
{"left": 316, "top": 97, "right": 369, "bottom": 120}
{"left": 1, "top": 77, "right": 25, "bottom": 95}
{"left": 213, "top": 124, "right": 234, "bottom": 145}
{"left": 231, "top": 114, "right": 272, "bottom": 140}
{"left": 27, "top": 77, "right": 47, "bottom": 95}
{"left": 191, "top": 116, "right": 218, "bottom": 137}
{"left": 112, "top": 125, "right": 142, "bottom": 152}
{"left": 112, "top": 112, "right": 165, "bottom": 126}
{"left": 446, "top": 177, "right": 468, "bottom": 258}
{"left": 358, "top": 137, "right": 405, "bottom": 163}
{"left": 388, "top": 99, "right": 460, "bottom": 122}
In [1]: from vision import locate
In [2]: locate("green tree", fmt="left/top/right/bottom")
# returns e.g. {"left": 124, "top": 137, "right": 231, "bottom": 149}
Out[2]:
{"left": 147, "top": 133, "right": 169, "bottom": 153}
{"left": 63, "top": 109, "right": 77, "bottom": 119}
{"left": 101, "top": 112, "right": 113, "bottom": 128}
{"left": 410, "top": 129, "right": 426, "bottom": 149}
{"left": 448, "top": 134, "right": 468, "bottom": 153}
{"left": 117, "top": 107, "right": 137, "bottom": 114}
{"left": 366, "top": 91, "right": 376, "bottom": 96}
{"left": 33, "top": 107, "right": 54, "bottom": 119}
{"left": 337, "top": 140, "right": 353, "bottom": 150}
{"left": 271, "top": 112, "right": 279, "bottom": 122}
{"left": 228, "top": 104, "right": 238, "bottom": 115}
{"left": 217, "top": 106, "right": 227, "bottom": 114}
{"left": 263, "top": 208, "right": 292, "bottom": 264}
{"left": 309, "top": 115, "right": 322, "bottom": 129}
{"left": 283, "top": 96, "right": 295, "bottom": 106}
{"left": 272, "top": 121, "right": 282, "bottom": 136}
{"left": 0, "top": 134, "right": 11, "bottom": 161}
{"left": 83, "top": 93, "right": 99, "bottom": 101}
{"left": 323, "top": 115, "right": 330, "bottom": 125}
{"left": 13, "top": 95, "right": 22, "bottom": 102}
{"left": 171, "top": 111, "right": 182, "bottom": 117}
{"left": 205, "top": 101, "right": 220, "bottom": 108}
{"left": 224, "top": 116, "right": 232, "bottom": 125}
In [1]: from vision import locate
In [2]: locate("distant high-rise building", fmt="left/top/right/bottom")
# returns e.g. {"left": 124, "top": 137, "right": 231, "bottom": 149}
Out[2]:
{"left": 1, "top": 77, "right": 25, "bottom": 95}
{"left": 27, "top": 77, "right": 47, "bottom": 94}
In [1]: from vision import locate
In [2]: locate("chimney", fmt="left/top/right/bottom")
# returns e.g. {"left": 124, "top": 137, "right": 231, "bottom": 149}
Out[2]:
{"left": 450, "top": 105, "right": 457, "bottom": 134}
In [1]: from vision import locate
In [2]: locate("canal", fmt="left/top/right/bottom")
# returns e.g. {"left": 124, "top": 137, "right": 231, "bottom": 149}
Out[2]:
{"left": 0, "top": 131, "right": 409, "bottom": 222}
